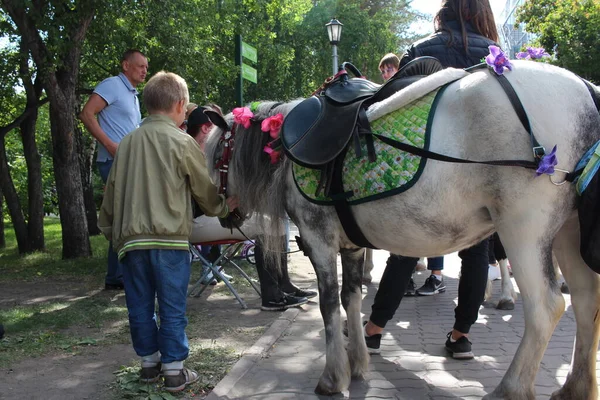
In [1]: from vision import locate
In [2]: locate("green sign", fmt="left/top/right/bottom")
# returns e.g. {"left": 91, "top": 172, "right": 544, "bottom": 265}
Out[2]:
{"left": 242, "top": 63, "right": 257, "bottom": 83}
{"left": 241, "top": 41, "right": 257, "bottom": 63}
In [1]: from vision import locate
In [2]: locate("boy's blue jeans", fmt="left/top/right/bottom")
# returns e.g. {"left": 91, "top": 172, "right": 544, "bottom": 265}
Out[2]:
{"left": 122, "top": 249, "right": 190, "bottom": 363}
{"left": 97, "top": 160, "right": 123, "bottom": 286}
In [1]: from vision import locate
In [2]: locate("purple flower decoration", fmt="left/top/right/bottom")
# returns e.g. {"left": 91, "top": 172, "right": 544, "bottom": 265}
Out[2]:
{"left": 516, "top": 47, "right": 550, "bottom": 60}
{"left": 486, "top": 45, "right": 513, "bottom": 75}
{"left": 535, "top": 145, "right": 558, "bottom": 176}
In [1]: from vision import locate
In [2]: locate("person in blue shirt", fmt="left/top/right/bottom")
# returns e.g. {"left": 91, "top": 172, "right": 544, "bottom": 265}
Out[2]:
{"left": 80, "top": 49, "right": 149, "bottom": 290}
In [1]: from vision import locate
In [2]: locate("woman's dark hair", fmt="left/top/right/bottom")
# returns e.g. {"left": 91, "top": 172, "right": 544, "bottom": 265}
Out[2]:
{"left": 434, "top": 0, "right": 499, "bottom": 53}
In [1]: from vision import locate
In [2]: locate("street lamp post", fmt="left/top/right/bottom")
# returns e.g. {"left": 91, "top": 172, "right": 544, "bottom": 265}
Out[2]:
{"left": 326, "top": 18, "right": 343, "bottom": 75}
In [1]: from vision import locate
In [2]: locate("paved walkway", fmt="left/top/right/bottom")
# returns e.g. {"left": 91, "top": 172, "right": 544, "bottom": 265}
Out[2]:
{"left": 207, "top": 249, "right": 599, "bottom": 400}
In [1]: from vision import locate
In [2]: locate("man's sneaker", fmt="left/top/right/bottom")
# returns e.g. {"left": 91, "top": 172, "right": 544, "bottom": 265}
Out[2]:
{"left": 416, "top": 275, "right": 446, "bottom": 296}
{"left": 104, "top": 282, "right": 124, "bottom": 290}
{"left": 285, "top": 288, "right": 318, "bottom": 299}
{"left": 445, "top": 332, "right": 474, "bottom": 359}
{"left": 404, "top": 278, "right": 416, "bottom": 296}
{"left": 342, "top": 321, "right": 381, "bottom": 354}
{"left": 261, "top": 294, "right": 308, "bottom": 311}
{"left": 163, "top": 368, "right": 200, "bottom": 392}
{"left": 139, "top": 362, "right": 161, "bottom": 383}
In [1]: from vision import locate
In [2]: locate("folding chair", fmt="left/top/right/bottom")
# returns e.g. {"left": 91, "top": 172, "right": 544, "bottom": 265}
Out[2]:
{"left": 188, "top": 239, "right": 261, "bottom": 309}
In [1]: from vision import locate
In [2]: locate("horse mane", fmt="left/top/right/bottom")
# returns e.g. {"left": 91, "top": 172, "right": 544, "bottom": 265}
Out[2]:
{"left": 205, "top": 100, "right": 302, "bottom": 252}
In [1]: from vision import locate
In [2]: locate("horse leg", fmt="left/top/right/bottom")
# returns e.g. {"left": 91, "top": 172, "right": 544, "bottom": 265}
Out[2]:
{"left": 362, "top": 248, "right": 374, "bottom": 284}
{"left": 496, "top": 258, "right": 517, "bottom": 310}
{"left": 302, "top": 237, "right": 350, "bottom": 395}
{"left": 485, "top": 222, "right": 565, "bottom": 400}
{"left": 550, "top": 216, "right": 600, "bottom": 400}
{"left": 340, "top": 248, "right": 369, "bottom": 378}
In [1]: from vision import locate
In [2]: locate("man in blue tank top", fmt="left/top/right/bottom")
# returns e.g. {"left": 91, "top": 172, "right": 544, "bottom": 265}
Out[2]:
{"left": 80, "top": 49, "right": 148, "bottom": 290}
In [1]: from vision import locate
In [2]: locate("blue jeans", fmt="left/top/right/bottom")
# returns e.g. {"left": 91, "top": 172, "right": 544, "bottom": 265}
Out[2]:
{"left": 97, "top": 160, "right": 123, "bottom": 285}
{"left": 122, "top": 249, "right": 190, "bottom": 363}
{"left": 427, "top": 256, "right": 444, "bottom": 271}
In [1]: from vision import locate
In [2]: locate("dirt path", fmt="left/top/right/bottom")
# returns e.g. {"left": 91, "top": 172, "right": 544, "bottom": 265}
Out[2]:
{"left": 0, "top": 254, "right": 317, "bottom": 400}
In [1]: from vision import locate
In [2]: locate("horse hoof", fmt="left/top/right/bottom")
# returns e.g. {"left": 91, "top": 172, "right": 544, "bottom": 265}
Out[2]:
{"left": 314, "top": 383, "right": 340, "bottom": 396}
{"left": 497, "top": 299, "right": 515, "bottom": 310}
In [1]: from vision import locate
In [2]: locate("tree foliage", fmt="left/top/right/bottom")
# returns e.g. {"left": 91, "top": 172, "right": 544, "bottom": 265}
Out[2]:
{"left": 1, "top": 0, "right": 423, "bottom": 257}
{"left": 516, "top": 0, "right": 600, "bottom": 83}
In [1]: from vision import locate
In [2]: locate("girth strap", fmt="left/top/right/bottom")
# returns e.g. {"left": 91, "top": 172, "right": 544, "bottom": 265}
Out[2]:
{"left": 330, "top": 146, "right": 378, "bottom": 249}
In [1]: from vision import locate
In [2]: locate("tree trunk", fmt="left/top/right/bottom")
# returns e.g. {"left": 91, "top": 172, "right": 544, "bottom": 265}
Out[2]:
{"left": 0, "top": 189, "right": 5, "bottom": 249}
{"left": 0, "top": 138, "right": 31, "bottom": 253}
{"left": 20, "top": 112, "right": 45, "bottom": 251}
{"left": 75, "top": 107, "right": 101, "bottom": 236}
{"left": 49, "top": 94, "right": 92, "bottom": 258}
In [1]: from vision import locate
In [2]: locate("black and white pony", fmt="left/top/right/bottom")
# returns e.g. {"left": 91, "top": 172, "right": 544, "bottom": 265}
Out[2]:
{"left": 205, "top": 61, "right": 600, "bottom": 399}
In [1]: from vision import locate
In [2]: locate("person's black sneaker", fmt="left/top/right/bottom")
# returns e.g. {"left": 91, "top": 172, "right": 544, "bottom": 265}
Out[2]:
{"left": 140, "top": 362, "right": 161, "bottom": 383}
{"left": 104, "top": 282, "right": 124, "bottom": 290}
{"left": 342, "top": 320, "right": 381, "bottom": 354}
{"left": 404, "top": 278, "right": 416, "bottom": 296}
{"left": 416, "top": 275, "right": 445, "bottom": 296}
{"left": 261, "top": 294, "right": 308, "bottom": 311}
{"left": 445, "top": 332, "right": 474, "bottom": 359}
{"left": 285, "top": 288, "right": 318, "bottom": 299}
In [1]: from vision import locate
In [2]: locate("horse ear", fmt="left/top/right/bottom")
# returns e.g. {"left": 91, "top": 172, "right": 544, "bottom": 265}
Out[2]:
{"left": 205, "top": 110, "right": 228, "bottom": 131}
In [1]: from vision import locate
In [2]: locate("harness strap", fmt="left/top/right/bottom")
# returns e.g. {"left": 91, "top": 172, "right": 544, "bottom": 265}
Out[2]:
{"left": 330, "top": 146, "right": 378, "bottom": 249}
{"left": 372, "top": 133, "right": 539, "bottom": 170}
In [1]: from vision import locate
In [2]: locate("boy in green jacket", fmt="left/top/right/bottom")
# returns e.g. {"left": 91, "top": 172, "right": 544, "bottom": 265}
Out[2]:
{"left": 99, "top": 71, "right": 238, "bottom": 392}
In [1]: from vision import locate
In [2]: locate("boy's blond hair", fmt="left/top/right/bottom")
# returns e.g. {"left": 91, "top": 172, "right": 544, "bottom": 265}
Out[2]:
{"left": 378, "top": 53, "right": 400, "bottom": 70}
{"left": 143, "top": 71, "right": 189, "bottom": 114}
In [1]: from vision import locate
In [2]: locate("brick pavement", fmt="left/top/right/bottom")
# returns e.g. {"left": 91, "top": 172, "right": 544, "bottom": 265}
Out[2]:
{"left": 207, "top": 249, "right": 600, "bottom": 399}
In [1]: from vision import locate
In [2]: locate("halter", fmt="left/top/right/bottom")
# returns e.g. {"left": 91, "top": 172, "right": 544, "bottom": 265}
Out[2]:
{"left": 215, "top": 124, "right": 236, "bottom": 196}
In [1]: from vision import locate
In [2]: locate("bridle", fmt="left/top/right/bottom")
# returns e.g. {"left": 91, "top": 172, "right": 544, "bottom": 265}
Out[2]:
{"left": 214, "top": 124, "right": 237, "bottom": 196}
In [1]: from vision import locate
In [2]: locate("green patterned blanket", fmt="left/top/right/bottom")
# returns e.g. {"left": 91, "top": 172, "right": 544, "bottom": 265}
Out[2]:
{"left": 293, "top": 88, "right": 443, "bottom": 205}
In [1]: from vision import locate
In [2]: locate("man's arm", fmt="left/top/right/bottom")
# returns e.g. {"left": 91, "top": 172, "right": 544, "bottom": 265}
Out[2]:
{"left": 79, "top": 94, "right": 118, "bottom": 157}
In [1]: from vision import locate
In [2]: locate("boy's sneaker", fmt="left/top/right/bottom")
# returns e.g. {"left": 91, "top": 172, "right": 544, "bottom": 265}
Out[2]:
{"left": 404, "top": 278, "right": 416, "bottom": 296}
{"left": 163, "top": 368, "right": 200, "bottom": 392}
{"left": 261, "top": 294, "right": 308, "bottom": 311}
{"left": 139, "top": 362, "right": 161, "bottom": 383}
{"left": 416, "top": 275, "right": 446, "bottom": 296}
{"left": 445, "top": 332, "right": 474, "bottom": 359}
{"left": 342, "top": 321, "right": 381, "bottom": 354}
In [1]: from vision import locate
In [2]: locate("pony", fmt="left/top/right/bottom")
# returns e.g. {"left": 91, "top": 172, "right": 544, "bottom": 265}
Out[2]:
{"left": 205, "top": 60, "right": 600, "bottom": 399}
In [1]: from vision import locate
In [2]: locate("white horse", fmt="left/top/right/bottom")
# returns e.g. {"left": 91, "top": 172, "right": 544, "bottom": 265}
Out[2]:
{"left": 205, "top": 61, "right": 600, "bottom": 399}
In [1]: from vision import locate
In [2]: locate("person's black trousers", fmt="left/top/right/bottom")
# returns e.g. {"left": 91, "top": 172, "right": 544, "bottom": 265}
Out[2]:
{"left": 370, "top": 254, "right": 417, "bottom": 328}
{"left": 454, "top": 239, "right": 489, "bottom": 333}
{"left": 370, "top": 239, "right": 489, "bottom": 334}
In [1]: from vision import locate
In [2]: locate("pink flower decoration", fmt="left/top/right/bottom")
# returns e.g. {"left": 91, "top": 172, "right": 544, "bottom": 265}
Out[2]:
{"left": 261, "top": 113, "right": 284, "bottom": 139}
{"left": 263, "top": 145, "right": 282, "bottom": 164}
{"left": 232, "top": 107, "right": 254, "bottom": 129}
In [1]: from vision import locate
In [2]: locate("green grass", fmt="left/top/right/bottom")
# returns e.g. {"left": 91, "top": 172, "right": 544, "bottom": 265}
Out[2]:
{"left": 0, "top": 218, "right": 258, "bottom": 398}
{"left": 0, "top": 295, "right": 130, "bottom": 365}
{"left": 112, "top": 346, "right": 240, "bottom": 399}
{"left": 0, "top": 218, "right": 108, "bottom": 281}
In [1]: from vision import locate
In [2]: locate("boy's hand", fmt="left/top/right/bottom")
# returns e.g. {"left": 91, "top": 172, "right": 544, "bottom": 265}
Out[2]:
{"left": 226, "top": 195, "right": 239, "bottom": 211}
